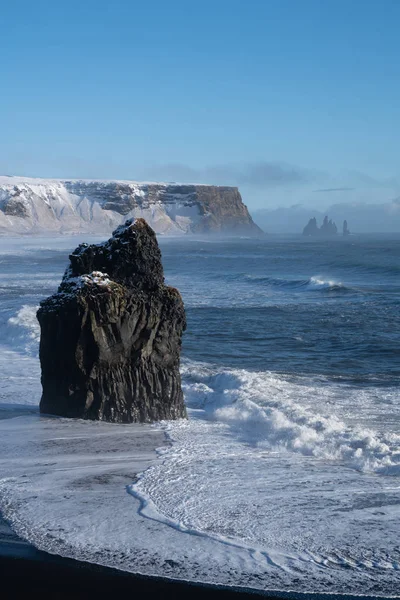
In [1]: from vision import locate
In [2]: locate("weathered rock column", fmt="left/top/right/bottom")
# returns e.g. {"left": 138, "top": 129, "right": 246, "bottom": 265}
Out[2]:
{"left": 37, "top": 218, "right": 187, "bottom": 422}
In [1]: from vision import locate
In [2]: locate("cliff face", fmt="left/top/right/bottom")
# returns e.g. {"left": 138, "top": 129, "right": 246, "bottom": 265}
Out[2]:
{"left": 37, "top": 218, "right": 187, "bottom": 423}
{"left": 0, "top": 176, "right": 261, "bottom": 235}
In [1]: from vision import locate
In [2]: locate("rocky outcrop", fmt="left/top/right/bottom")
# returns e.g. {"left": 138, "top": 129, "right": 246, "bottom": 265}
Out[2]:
{"left": 320, "top": 216, "right": 338, "bottom": 235}
{"left": 2, "top": 187, "right": 29, "bottom": 217}
{"left": 343, "top": 220, "right": 350, "bottom": 236}
{"left": 37, "top": 218, "right": 187, "bottom": 423}
{"left": 303, "top": 216, "right": 338, "bottom": 236}
{"left": 0, "top": 176, "right": 262, "bottom": 235}
{"left": 302, "top": 217, "right": 319, "bottom": 236}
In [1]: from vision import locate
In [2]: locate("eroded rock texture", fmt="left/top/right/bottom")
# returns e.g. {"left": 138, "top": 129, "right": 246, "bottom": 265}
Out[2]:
{"left": 38, "top": 218, "right": 187, "bottom": 422}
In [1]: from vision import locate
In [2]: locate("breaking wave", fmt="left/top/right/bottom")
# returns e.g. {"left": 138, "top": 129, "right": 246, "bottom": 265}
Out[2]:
{"left": 130, "top": 359, "right": 400, "bottom": 593}
{"left": 180, "top": 360, "right": 400, "bottom": 475}
{"left": 243, "top": 274, "right": 349, "bottom": 293}
{"left": 6, "top": 305, "right": 40, "bottom": 355}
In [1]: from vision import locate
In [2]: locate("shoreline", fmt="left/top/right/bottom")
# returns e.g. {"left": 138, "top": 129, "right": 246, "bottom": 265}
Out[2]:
{"left": 0, "top": 516, "right": 398, "bottom": 600}
{"left": 0, "top": 415, "right": 398, "bottom": 600}
{"left": 0, "top": 515, "right": 274, "bottom": 599}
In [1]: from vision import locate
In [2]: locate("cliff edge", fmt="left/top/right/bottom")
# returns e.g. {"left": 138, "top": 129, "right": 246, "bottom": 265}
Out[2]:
{"left": 0, "top": 176, "right": 262, "bottom": 235}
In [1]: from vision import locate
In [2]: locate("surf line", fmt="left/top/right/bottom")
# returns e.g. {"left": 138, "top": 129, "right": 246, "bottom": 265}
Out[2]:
{"left": 126, "top": 480, "right": 295, "bottom": 573}
{"left": 126, "top": 433, "right": 338, "bottom": 577}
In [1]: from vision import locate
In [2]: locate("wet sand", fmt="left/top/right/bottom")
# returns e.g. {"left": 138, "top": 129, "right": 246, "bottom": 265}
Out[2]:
{"left": 0, "top": 416, "right": 397, "bottom": 600}
{"left": 1, "top": 515, "right": 398, "bottom": 600}
{"left": 0, "top": 515, "right": 268, "bottom": 599}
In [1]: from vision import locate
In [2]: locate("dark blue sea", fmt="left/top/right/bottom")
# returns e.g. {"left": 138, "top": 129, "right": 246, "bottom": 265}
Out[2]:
{"left": 164, "top": 234, "right": 400, "bottom": 381}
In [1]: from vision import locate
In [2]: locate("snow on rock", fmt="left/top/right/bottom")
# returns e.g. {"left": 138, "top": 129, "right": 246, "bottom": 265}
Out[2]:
{"left": 0, "top": 176, "right": 261, "bottom": 236}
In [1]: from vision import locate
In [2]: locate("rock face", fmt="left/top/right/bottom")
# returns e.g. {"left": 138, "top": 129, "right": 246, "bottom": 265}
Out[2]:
{"left": 0, "top": 176, "right": 262, "bottom": 236}
{"left": 303, "top": 216, "right": 338, "bottom": 236}
{"left": 37, "top": 218, "right": 187, "bottom": 423}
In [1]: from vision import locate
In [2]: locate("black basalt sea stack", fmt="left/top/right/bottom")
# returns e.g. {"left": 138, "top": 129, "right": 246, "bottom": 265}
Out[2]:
{"left": 37, "top": 218, "right": 187, "bottom": 422}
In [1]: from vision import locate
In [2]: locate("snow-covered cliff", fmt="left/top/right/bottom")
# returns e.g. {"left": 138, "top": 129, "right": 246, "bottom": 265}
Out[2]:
{"left": 0, "top": 176, "right": 261, "bottom": 235}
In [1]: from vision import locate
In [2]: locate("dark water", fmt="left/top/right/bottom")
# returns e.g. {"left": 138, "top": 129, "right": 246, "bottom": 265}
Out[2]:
{"left": 161, "top": 234, "right": 400, "bottom": 383}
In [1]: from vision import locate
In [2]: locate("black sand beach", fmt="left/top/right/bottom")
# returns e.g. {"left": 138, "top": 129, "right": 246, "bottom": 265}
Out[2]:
{"left": 0, "top": 515, "right": 270, "bottom": 599}
{"left": 1, "top": 517, "right": 397, "bottom": 600}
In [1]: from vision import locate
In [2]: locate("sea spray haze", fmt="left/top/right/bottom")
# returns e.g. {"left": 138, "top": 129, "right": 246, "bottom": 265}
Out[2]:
{"left": 0, "top": 233, "right": 399, "bottom": 596}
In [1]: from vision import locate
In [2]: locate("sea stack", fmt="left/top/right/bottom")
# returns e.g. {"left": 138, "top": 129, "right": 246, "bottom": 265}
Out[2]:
{"left": 37, "top": 218, "right": 187, "bottom": 423}
{"left": 303, "top": 216, "right": 338, "bottom": 236}
{"left": 302, "top": 217, "right": 319, "bottom": 236}
{"left": 343, "top": 220, "right": 350, "bottom": 236}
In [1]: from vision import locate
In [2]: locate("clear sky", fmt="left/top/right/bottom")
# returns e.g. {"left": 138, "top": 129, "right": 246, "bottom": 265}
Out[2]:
{"left": 1, "top": 0, "right": 400, "bottom": 209}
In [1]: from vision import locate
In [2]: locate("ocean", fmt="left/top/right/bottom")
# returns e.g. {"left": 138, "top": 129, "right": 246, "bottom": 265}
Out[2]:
{"left": 0, "top": 233, "right": 399, "bottom": 597}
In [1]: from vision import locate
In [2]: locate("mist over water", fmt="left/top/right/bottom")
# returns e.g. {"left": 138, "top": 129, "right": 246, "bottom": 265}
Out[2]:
{"left": 0, "top": 234, "right": 399, "bottom": 596}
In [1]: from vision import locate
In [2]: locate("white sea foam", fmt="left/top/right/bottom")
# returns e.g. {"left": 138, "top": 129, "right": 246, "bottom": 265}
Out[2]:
{"left": 8, "top": 305, "right": 40, "bottom": 343}
{"left": 308, "top": 275, "right": 344, "bottom": 289}
{"left": 0, "top": 360, "right": 399, "bottom": 594}
{"left": 117, "top": 360, "right": 400, "bottom": 596}
{"left": 242, "top": 273, "right": 348, "bottom": 293}
{"left": 179, "top": 360, "right": 400, "bottom": 474}
{"left": 6, "top": 304, "right": 41, "bottom": 358}
{"left": 0, "top": 410, "right": 399, "bottom": 597}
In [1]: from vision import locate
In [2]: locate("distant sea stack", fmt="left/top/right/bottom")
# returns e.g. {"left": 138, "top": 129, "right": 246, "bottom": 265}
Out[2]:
{"left": 343, "top": 220, "right": 350, "bottom": 236}
{"left": 303, "top": 216, "right": 338, "bottom": 236}
{"left": 0, "top": 176, "right": 262, "bottom": 236}
{"left": 37, "top": 218, "right": 187, "bottom": 423}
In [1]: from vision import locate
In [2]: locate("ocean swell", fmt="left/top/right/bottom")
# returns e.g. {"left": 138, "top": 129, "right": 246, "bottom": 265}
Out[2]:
{"left": 243, "top": 274, "right": 349, "bottom": 293}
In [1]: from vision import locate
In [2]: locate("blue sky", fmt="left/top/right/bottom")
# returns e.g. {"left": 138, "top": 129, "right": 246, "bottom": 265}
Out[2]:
{"left": 1, "top": 0, "right": 400, "bottom": 209}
